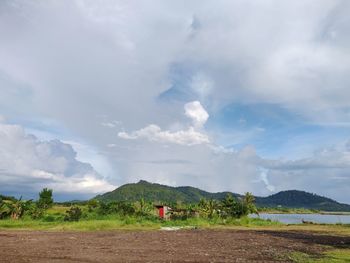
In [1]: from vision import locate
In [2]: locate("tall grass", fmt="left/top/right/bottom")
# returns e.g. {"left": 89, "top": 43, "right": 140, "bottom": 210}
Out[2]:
{"left": 289, "top": 249, "right": 350, "bottom": 262}
{"left": 0, "top": 215, "right": 281, "bottom": 231}
{"left": 1, "top": 205, "right": 349, "bottom": 232}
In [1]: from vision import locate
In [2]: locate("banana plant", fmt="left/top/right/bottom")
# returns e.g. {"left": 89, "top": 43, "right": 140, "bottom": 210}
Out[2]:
{"left": 0, "top": 197, "right": 32, "bottom": 220}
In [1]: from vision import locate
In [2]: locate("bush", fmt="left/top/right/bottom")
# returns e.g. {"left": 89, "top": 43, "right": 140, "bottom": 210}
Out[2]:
{"left": 29, "top": 205, "right": 44, "bottom": 220}
{"left": 97, "top": 201, "right": 136, "bottom": 216}
{"left": 64, "top": 206, "right": 82, "bottom": 222}
{"left": 42, "top": 215, "right": 56, "bottom": 222}
{"left": 87, "top": 199, "right": 99, "bottom": 212}
{"left": 37, "top": 188, "right": 53, "bottom": 210}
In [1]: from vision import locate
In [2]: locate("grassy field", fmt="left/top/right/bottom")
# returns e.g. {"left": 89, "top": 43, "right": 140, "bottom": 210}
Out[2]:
{"left": 1, "top": 205, "right": 349, "bottom": 262}
{"left": 289, "top": 249, "right": 350, "bottom": 262}
{"left": 0, "top": 214, "right": 349, "bottom": 235}
{"left": 1, "top": 218, "right": 349, "bottom": 262}
{"left": 0, "top": 219, "right": 349, "bottom": 262}
{"left": 0, "top": 205, "right": 349, "bottom": 233}
{"left": 0, "top": 216, "right": 283, "bottom": 231}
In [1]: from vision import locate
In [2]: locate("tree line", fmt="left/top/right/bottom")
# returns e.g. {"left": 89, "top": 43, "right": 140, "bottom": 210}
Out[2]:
{"left": 0, "top": 189, "right": 258, "bottom": 222}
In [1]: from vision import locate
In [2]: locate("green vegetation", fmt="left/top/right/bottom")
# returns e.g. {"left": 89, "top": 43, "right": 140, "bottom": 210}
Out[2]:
{"left": 0, "top": 216, "right": 281, "bottom": 231}
{"left": 37, "top": 188, "right": 53, "bottom": 210}
{"left": 0, "top": 188, "right": 269, "bottom": 230}
{"left": 2, "top": 188, "right": 350, "bottom": 263}
{"left": 1, "top": 185, "right": 350, "bottom": 235}
{"left": 289, "top": 249, "right": 350, "bottom": 262}
{"left": 95, "top": 180, "right": 350, "bottom": 212}
{"left": 0, "top": 197, "right": 32, "bottom": 220}
{"left": 258, "top": 190, "right": 350, "bottom": 212}
{"left": 64, "top": 206, "right": 83, "bottom": 221}
{"left": 95, "top": 180, "right": 237, "bottom": 204}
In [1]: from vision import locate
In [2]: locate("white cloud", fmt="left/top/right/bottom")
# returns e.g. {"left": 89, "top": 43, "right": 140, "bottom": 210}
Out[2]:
{"left": 184, "top": 101, "right": 209, "bottom": 128}
{"left": 257, "top": 167, "right": 275, "bottom": 192}
{"left": 119, "top": 101, "right": 210, "bottom": 146}
{"left": 0, "top": 1, "right": 350, "bottom": 202}
{"left": 101, "top": 120, "right": 121, "bottom": 128}
{"left": 0, "top": 121, "right": 115, "bottom": 197}
{"left": 101, "top": 122, "right": 116, "bottom": 128}
{"left": 259, "top": 142, "right": 350, "bottom": 203}
{"left": 114, "top": 141, "right": 268, "bottom": 196}
{"left": 118, "top": 124, "right": 209, "bottom": 146}
{"left": 3, "top": 0, "right": 348, "bottom": 132}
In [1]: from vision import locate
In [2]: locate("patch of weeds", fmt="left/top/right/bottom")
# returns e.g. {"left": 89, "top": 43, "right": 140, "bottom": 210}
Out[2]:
{"left": 289, "top": 249, "right": 350, "bottom": 262}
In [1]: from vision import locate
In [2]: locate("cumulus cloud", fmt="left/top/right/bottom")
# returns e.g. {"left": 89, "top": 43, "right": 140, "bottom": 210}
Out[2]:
{"left": 0, "top": 121, "right": 115, "bottom": 198}
{"left": 118, "top": 101, "right": 209, "bottom": 145}
{"left": 0, "top": 1, "right": 350, "bottom": 202}
{"left": 118, "top": 125, "right": 209, "bottom": 146}
{"left": 184, "top": 101, "right": 209, "bottom": 128}
{"left": 3, "top": 0, "right": 349, "bottom": 131}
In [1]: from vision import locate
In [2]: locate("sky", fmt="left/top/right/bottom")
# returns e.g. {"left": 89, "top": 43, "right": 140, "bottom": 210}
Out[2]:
{"left": 1, "top": 0, "right": 350, "bottom": 203}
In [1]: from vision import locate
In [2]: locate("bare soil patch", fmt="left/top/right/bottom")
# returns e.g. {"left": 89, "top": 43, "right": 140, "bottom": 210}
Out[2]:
{"left": 0, "top": 229, "right": 349, "bottom": 262}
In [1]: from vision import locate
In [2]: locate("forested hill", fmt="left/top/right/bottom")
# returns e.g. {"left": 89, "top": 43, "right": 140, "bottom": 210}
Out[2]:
{"left": 95, "top": 180, "right": 239, "bottom": 204}
{"left": 255, "top": 190, "right": 350, "bottom": 212}
{"left": 94, "top": 180, "right": 350, "bottom": 212}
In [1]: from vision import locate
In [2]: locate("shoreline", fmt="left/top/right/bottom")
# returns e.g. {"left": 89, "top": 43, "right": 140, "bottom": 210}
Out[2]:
{"left": 259, "top": 211, "right": 350, "bottom": 215}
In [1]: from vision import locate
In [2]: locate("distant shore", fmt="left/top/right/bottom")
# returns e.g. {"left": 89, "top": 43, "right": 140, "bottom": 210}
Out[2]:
{"left": 262, "top": 211, "right": 350, "bottom": 215}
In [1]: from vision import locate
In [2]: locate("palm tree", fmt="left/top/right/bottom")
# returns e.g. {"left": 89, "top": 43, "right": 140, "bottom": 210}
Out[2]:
{"left": 198, "top": 198, "right": 218, "bottom": 218}
{"left": 208, "top": 199, "right": 219, "bottom": 218}
{"left": 221, "top": 193, "right": 239, "bottom": 218}
{"left": 243, "top": 192, "right": 258, "bottom": 215}
{"left": 135, "top": 198, "right": 151, "bottom": 216}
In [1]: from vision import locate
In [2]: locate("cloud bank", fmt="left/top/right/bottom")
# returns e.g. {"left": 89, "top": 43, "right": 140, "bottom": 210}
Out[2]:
{"left": 0, "top": 121, "right": 115, "bottom": 199}
{"left": 0, "top": 1, "right": 349, "bottom": 202}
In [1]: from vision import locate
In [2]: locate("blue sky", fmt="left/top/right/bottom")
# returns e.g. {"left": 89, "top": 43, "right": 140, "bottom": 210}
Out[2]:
{"left": 0, "top": 0, "right": 350, "bottom": 203}
{"left": 208, "top": 102, "right": 350, "bottom": 158}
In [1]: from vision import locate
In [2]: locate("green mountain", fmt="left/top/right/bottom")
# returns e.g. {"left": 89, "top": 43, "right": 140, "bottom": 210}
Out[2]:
{"left": 95, "top": 180, "right": 350, "bottom": 212}
{"left": 255, "top": 190, "right": 350, "bottom": 212}
{"left": 94, "top": 180, "right": 239, "bottom": 204}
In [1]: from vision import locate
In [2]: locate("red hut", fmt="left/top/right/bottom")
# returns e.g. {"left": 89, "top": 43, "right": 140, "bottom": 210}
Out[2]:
{"left": 155, "top": 205, "right": 172, "bottom": 219}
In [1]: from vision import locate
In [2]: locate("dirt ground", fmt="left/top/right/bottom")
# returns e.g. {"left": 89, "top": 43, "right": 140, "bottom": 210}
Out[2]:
{"left": 0, "top": 229, "right": 349, "bottom": 262}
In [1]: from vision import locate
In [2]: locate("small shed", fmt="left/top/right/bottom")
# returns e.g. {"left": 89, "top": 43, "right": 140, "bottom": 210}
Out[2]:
{"left": 154, "top": 205, "right": 172, "bottom": 219}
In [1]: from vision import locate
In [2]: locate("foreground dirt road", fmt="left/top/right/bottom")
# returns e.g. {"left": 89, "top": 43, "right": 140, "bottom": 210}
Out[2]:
{"left": 0, "top": 229, "right": 349, "bottom": 262}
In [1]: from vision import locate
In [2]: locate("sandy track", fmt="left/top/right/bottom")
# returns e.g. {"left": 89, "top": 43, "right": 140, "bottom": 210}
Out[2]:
{"left": 0, "top": 229, "right": 349, "bottom": 262}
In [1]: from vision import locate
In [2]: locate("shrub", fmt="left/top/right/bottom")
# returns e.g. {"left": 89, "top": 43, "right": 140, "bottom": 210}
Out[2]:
{"left": 64, "top": 206, "right": 82, "bottom": 221}
{"left": 42, "top": 215, "right": 56, "bottom": 222}
{"left": 87, "top": 199, "right": 99, "bottom": 212}
{"left": 37, "top": 188, "right": 54, "bottom": 210}
{"left": 97, "top": 201, "right": 136, "bottom": 216}
{"left": 29, "top": 205, "right": 44, "bottom": 220}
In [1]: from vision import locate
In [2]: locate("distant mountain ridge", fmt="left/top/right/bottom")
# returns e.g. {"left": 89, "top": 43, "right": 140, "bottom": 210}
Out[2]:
{"left": 95, "top": 180, "right": 350, "bottom": 212}
{"left": 255, "top": 190, "right": 350, "bottom": 212}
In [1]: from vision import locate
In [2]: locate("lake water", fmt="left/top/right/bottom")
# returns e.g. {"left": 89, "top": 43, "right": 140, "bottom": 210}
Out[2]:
{"left": 250, "top": 213, "right": 350, "bottom": 224}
